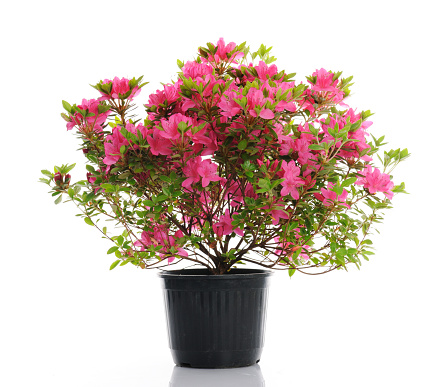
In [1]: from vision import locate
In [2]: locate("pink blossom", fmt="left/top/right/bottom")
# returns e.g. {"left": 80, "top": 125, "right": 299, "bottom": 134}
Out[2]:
{"left": 314, "top": 182, "right": 350, "bottom": 208}
{"left": 246, "top": 87, "right": 274, "bottom": 120}
{"left": 181, "top": 74, "right": 224, "bottom": 111}
{"left": 66, "top": 98, "right": 110, "bottom": 132}
{"left": 146, "top": 129, "right": 172, "bottom": 156}
{"left": 222, "top": 180, "right": 257, "bottom": 207}
{"left": 212, "top": 209, "right": 244, "bottom": 237}
{"left": 255, "top": 61, "right": 278, "bottom": 81}
{"left": 99, "top": 77, "right": 141, "bottom": 101}
{"left": 192, "top": 127, "right": 217, "bottom": 156}
{"left": 145, "top": 83, "right": 180, "bottom": 109}
{"left": 135, "top": 227, "right": 188, "bottom": 264}
{"left": 182, "top": 61, "right": 213, "bottom": 79}
{"left": 311, "top": 68, "right": 338, "bottom": 92}
{"left": 111, "top": 77, "right": 130, "bottom": 98}
{"left": 103, "top": 127, "right": 129, "bottom": 166}
{"left": 273, "top": 234, "right": 309, "bottom": 262}
{"left": 182, "top": 157, "right": 202, "bottom": 189}
{"left": 280, "top": 161, "right": 305, "bottom": 200}
{"left": 262, "top": 201, "right": 289, "bottom": 225}
{"left": 218, "top": 91, "right": 242, "bottom": 118}
{"left": 308, "top": 69, "right": 344, "bottom": 104}
{"left": 203, "top": 38, "right": 244, "bottom": 64}
{"left": 355, "top": 165, "right": 394, "bottom": 199}
{"left": 275, "top": 100, "right": 297, "bottom": 112}
{"left": 159, "top": 113, "right": 193, "bottom": 140}
{"left": 197, "top": 159, "right": 220, "bottom": 187}
{"left": 126, "top": 122, "right": 149, "bottom": 139}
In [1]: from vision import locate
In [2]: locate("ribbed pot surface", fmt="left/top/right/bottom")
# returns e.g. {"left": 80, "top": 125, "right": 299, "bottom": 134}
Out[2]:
{"left": 159, "top": 269, "right": 272, "bottom": 368}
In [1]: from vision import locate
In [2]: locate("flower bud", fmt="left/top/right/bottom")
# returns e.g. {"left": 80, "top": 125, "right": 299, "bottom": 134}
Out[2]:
{"left": 54, "top": 172, "right": 62, "bottom": 183}
{"left": 347, "top": 157, "right": 356, "bottom": 166}
{"left": 64, "top": 174, "right": 71, "bottom": 184}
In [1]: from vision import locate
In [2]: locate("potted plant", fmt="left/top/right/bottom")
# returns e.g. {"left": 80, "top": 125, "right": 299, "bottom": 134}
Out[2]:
{"left": 41, "top": 38, "right": 409, "bottom": 368}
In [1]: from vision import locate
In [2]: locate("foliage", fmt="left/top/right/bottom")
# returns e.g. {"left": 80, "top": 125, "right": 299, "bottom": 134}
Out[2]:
{"left": 41, "top": 39, "right": 409, "bottom": 275}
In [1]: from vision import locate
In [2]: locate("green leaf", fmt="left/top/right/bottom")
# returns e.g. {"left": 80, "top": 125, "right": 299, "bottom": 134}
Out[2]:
{"left": 62, "top": 100, "right": 72, "bottom": 113}
{"left": 238, "top": 139, "right": 248, "bottom": 150}
{"left": 331, "top": 185, "right": 344, "bottom": 196}
{"left": 341, "top": 177, "right": 357, "bottom": 187}
{"left": 65, "top": 163, "right": 76, "bottom": 173}
{"left": 107, "top": 246, "right": 119, "bottom": 254}
{"left": 101, "top": 183, "right": 115, "bottom": 192}
{"left": 54, "top": 195, "right": 62, "bottom": 205}
{"left": 84, "top": 217, "right": 94, "bottom": 226}
{"left": 41, "top": 169, "right": 53, "bottom": 178}
{"left": 109, "top": 260, "right": 120, "bottom": 270}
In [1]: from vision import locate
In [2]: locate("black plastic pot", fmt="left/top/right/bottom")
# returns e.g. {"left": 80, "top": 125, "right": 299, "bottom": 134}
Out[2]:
{"left": 159, "top": 268, "right": 272, "bottom": 369}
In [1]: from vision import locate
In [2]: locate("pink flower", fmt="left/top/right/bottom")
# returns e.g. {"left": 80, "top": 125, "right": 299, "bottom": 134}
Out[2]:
{"left": 246, "top": 88, "right": 274, "bottom": 120}
{"left": 255, "top": 61, "right": 278, "bottom": 81}
{"left": 146, "top": 129, "right": 172, "bottom": 156}
{"left": 126, "top": 122, "right": 149, "bottom": 139}
{"left": 212, "top": 209, "right": 244, "bottom": 237}
{"left": 99, "top": 77, "right": 141, "bottom": 101}
{"left": 355, "top": 165, "right": 394, "bottom": 199}
{"left": 103, "top": 127, "right": 129, "bottom": 166}
{"left": 66, "top": 98, "right": 110, "bottom": 132}
{"left": 311, "top": 68, "right": 337, "bottom": 92}
{"left": 135, "top": 227, "right": 188, "bottom": 264}
{"left": 273, "top": 235, "right": 309, "bottom": 262}
{"left": 308, "top": 69, "right": 344, "bottom": 104}
{"left": 280, "top": 161, "right": 305, "bottom": 200}
{"left": 182, "top": 61, "right": 213, "bottom": 79}
{"left": 203, "top": 38, "right": 244, "bottom": 64}
{"left": 159, "top": 113, "right": 193, "bottom": 140}
{"left": 314, "top": 182, "right": 350, "bottom": 208}
{"left": 182, "top": 157, "right": 202, "bottom": 189}
{"left": 145, "top": 83, "right": 180, "bottom": 109}
{"left": 110, "top": 77, "right": 130, "bottom": 98}
{"left": 182, "top": 156, "right": 220, "bottom": 189}
{"left": 262, "top": 201, "right": 289, "bottom": 225}
{"left": 197, "top": 159, "right": 220, "bottom": 187}
{"left": 218, "top": 91, "right": 242, "bottom": 118}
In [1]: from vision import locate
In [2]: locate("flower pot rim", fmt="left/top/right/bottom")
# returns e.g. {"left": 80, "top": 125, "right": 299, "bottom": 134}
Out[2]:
{"left": 158, "top": 268, "right": 273, "bottom": 279}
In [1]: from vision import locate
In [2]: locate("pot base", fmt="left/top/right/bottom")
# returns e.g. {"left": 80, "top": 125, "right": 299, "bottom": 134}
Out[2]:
{"left": 172, "top": 348, "right": 262, "bottom": 369}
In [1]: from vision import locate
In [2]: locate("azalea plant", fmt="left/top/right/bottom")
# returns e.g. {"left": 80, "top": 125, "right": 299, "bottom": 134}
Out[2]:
{"left": 41, "top": 38, "right": 409, "bottom": 275}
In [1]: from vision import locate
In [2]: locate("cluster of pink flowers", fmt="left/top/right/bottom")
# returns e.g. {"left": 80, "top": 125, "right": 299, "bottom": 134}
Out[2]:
{"left": 99, "top": 77, "right": 141, "bottom": 101}
{"left": 314, "top": 183, "right": 350, "bottom": 208}
{"left": 182, "top": 156, "right": 220, "bottom": 188}
{"left": 213, "top": 209, "right": 244, "bottom": 237}
{"left": 66, "top": 98, "right": 110, "bottom": 133}
{"left": 135, "top": 223, "right": 188, "bottom": 263}
{"left": 65, "top": 38, "right": 398, "bottom": 267}
{"left": 355, "top": 165, "right": 395, "bottom": 199}
{"left": 274, "top": 228, "right": 310, "bottom": 262}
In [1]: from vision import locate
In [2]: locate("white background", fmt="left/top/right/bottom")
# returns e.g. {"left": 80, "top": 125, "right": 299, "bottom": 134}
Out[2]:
{"left": 1, "top": 1, "right": 445, "bottom": 386}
